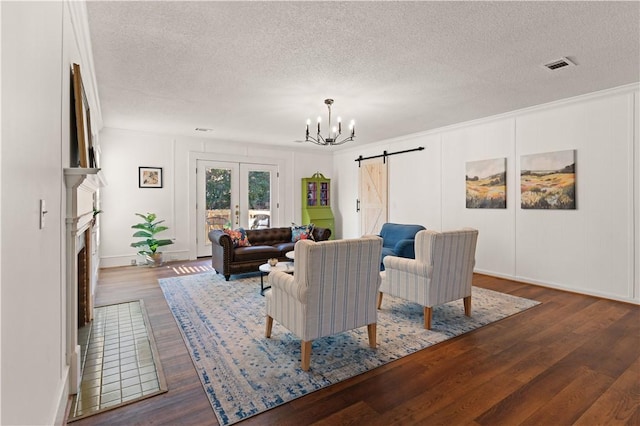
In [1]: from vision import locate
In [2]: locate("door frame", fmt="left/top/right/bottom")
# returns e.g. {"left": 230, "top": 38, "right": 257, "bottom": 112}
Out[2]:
{"left": 188, "top": 151, "right": 287, "bottom": 259}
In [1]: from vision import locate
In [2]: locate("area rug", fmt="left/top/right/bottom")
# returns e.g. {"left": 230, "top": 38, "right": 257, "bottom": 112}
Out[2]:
{"left": 159, "top": 272, "right": 540, "bottom": 425}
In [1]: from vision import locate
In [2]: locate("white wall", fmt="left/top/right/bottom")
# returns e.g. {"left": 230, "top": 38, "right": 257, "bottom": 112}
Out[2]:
{"left": 513, "top": 91, "right": 636, "bottom": 300}
{"left": 98, "top": 128, "right": 333, "bottom": 267}
{"left": 1, "top": 3, "right": 4, "bottom": 420}
{"left": 333, "top": 85, "right": 639, "bottom": 304}
{"left": 334, "top": 134, "right": 442, "bottom": 240}
{"left": 389, "top": 134, "right": 442, "bottom": 229}
{"left": 98, "top": 128, "right": 176, "bottom": 266}
{"left": 442, "top": 118, "right": 517, "bottom": 277}
{"left": 1, "top": 1, "right": 100, "bottom": 424}
{"left": 2, "top": 3, "right": 65, "bottom": 424}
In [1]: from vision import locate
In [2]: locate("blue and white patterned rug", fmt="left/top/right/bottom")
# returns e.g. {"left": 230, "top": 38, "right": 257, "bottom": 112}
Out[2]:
{"left": 159, "top": 272, "right": 540, "bottom": 425}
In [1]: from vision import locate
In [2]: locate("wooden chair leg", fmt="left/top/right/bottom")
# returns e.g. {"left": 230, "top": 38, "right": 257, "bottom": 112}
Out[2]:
{"left": 463, "top": 296, "right": 471, "bottom": 316}
{"left": 265, "top": 315, "right": 273, "bottom": 338}
{"left": 367, "top": 323, "right": 377, "bottom": 348}
{"left": 377, "top": 292, "right": 383, "bottom": 309}
{"left": 424, "top": 306, "right": 432, "bottom": 330}
{"left": 301, "top": 340, "right": 312, "bottom": 371}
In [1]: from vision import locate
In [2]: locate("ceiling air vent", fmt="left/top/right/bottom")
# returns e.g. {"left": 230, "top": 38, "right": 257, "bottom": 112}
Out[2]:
{"left": 544, "top": 57, "right": 576, "bottom": 71}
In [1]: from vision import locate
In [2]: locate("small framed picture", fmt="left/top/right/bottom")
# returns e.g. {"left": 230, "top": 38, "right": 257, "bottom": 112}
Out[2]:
{"left": 139, "top": 167, "right": 163, "bottom": 188}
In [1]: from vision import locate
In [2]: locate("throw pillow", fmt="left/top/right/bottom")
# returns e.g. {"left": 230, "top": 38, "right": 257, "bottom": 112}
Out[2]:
{"left": 223, "top": 227, "right": 251, "bottom": 248}
{"left": 291, "top": 223, "right": 315, "bottom": 242}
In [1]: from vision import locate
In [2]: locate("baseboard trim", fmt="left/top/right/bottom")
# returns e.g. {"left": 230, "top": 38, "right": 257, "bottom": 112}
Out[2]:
{"left": 100, "top": 250, "right": 191, "bottom": 268}
{"left": 53, "top": 365, "right": 71, "bottom": 426}
{"left": 474, "top": 268, "right": 639, "bottom": 305}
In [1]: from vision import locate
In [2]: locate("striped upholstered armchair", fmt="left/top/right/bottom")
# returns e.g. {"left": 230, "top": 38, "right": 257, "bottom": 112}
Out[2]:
{"left": 378, "top": 228, "right": 478, "bottom": 329}
{"left": 265, "top": 235, "right": 383, "bottom": 371}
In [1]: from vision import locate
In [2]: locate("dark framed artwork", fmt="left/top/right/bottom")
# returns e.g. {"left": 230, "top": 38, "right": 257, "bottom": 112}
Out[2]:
{"left": 520, "top": 149, "right": 576, "bottom": 209}
{"left": 72, "top": 63, "right": 93, "bottom": 168}
{"left": 465, "top": 157, "right": 507, "bottom": 208}
{"left": 139, "top": 167, "right": 163, "bottom": 188}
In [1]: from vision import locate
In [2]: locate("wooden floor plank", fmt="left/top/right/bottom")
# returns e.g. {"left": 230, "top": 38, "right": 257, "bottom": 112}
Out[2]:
{"left": 520, "top": 366, "right": 614, "bottom": 426}
{"left": 69, "top": 260, "right": 640, "bottom": 425}
{"left": 573, "top": 355, "right": 640, "bottom": 425}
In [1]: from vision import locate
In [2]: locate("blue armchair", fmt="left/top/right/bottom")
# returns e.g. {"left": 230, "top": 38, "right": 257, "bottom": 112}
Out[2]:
{"left": 378, "top": 223, "right": 426, "bottom": 270}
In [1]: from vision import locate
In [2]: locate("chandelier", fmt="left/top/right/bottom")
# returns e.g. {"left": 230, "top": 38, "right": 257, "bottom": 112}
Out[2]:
{"left": 305, "top": 99, "right": 355, "bottom": 146}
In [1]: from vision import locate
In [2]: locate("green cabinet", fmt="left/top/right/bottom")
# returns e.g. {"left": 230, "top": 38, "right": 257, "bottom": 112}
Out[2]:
{"left": 302, "top": 172, "right": 335, "bottom": 239}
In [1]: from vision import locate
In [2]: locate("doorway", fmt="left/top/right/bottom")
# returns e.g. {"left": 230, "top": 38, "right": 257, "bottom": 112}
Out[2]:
{"left": 196, "top": 160, "right": 279, "bottom": 257}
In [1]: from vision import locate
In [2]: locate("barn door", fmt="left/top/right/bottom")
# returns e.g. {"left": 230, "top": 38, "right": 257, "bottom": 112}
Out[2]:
{"left": 359, "top": 157, "right": 388, "bottom": 235}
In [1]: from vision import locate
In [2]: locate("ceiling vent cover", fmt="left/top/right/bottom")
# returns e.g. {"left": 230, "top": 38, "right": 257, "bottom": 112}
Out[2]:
{"left": 544, "top": 57, "right": 576, "bottom": 71}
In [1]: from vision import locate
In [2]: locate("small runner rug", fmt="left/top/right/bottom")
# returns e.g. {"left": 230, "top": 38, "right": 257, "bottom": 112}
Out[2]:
{"left": 159, "top": 272, "right": 540, "bottom": 425}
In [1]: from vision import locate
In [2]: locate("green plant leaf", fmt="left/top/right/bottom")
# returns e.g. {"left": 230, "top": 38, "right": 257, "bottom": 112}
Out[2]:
{"left": 132, "top": 223, "right": 152, "bottom": 231}
{"left": 131, "top": 241, "right": 151, "bottom": 248}
{"left": 132, "top": 230, "right": 152, "bottom": 238}
{"left": 151, "top": 225, "right": 169, "bottom": 234}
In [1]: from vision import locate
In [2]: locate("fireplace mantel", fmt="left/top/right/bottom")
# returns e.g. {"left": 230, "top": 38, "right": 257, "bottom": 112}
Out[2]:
{"left": 64, "top": 168, "right": 106, "bottom": 229}
{"left": 64, "top": 167, "right": 106, "bottom": 394}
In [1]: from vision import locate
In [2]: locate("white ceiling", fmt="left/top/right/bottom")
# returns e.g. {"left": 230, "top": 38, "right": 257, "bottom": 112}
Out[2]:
{"left": 86, "top": 1, "right": 640, "bottom": 150}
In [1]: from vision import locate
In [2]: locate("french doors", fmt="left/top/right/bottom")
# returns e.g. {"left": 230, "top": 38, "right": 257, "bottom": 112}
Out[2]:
{"left": 196, "top": 160, "right": 278, "bottom": 257}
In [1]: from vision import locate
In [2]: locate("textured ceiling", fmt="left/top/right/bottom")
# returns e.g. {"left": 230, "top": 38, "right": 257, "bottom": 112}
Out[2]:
{"left": 86, "top": 1, "right": 640, "bottom": 149}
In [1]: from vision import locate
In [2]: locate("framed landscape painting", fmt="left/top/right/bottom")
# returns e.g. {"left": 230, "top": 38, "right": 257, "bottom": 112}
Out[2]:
{"left": 465, "top": 158, "right": 507, "bottom": 208}
{"left": 520, "top": 149, "right": 576, "bottom": 209}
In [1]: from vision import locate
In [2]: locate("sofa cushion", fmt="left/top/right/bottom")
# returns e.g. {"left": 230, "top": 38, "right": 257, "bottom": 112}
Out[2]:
{"left": 274, "top": 242, "right": 296, "bottom": 253}
{"left": 234, "top": 245, "right": 281, "bottom": 262}
{"left": 223, "top": 228, "right": 251, "bottom": 248}
{"left": 381, "top": 247, "right": 396, "bottom": 260}
{"left": 246, "top": 227, "right": 292, "bottom": 246}
{"left": 291, "top": 223, "right": 314, "bottom": 242}
{"left": 379, "top": 223, "right": 426, "bottom": 271}
{"left": 379, "top": 223, "right": 425, "bottom": 249}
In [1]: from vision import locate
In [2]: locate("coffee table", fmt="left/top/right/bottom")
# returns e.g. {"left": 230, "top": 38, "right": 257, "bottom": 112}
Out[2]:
{"left": 258, "top": 261, "right": 294, "bottom": 295}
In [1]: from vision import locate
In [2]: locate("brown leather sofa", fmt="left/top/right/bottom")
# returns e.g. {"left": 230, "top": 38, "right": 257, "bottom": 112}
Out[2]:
{"left": 208, "top": 226, "right": 331, "bottom": 280}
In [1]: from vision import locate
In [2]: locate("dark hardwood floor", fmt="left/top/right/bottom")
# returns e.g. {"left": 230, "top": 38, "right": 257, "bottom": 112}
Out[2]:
{"left": 70, "top": 259, "right": 640, "bottom": 425}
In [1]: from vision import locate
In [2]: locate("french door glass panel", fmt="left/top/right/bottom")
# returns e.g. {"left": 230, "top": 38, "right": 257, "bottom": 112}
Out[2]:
{"left": 197, "top": 160, "right": 239, "bottom": 257}
{"left": 197, "top": 160, "right": 277, "bottom": 257}
{"left": 240, "top": 164, "right": 277, "bottom": 230}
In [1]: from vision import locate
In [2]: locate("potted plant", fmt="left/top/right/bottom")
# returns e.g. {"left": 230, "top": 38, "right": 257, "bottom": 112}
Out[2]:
{"left": 131, "top": 212, "right": 174, "bottom": 266}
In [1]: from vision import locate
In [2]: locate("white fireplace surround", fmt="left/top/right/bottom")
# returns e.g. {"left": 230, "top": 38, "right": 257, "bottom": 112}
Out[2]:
{"left": 64, "top": 168, "right": 106, "bottom": 393}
